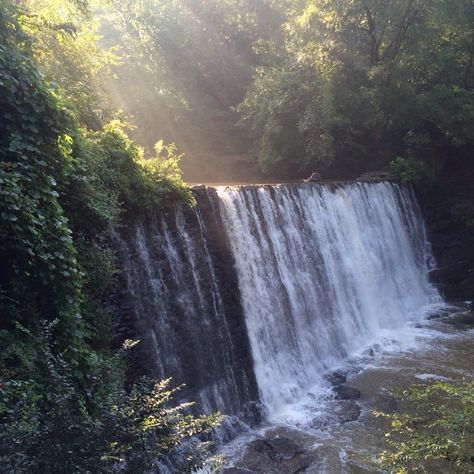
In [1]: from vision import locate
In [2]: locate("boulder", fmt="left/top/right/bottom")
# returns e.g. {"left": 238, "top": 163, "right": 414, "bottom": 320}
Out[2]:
{"left": 324, "top": 370, "right": 347, "bottom": 386}
{"left": 334, "top": 400, "right": 361, "bottom": 423}
{"left": 446, "top": 311, "right": 474, "bottom": 326}
{"left": 362, "top": 347, "right": 375, "bottom": 357}
{"left": 333, "top": 385, "right": 361, "bottom": 400}
{"left": 239, "top": 437, "right": 311, "bottom": 474}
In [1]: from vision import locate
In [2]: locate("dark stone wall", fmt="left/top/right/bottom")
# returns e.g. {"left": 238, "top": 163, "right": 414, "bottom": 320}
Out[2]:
{"left": 110, "top": 187, "right": 261, "bottom": 425}
{"left": 193, "top": 187, "right": 257, "bottom": 380}
{"left": 417, "top": 183, "right": 474, "bottom": 303}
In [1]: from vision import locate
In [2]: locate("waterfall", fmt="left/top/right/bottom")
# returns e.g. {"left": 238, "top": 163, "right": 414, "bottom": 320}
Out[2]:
{"left": 115, "top": 181, "right": 441, "bottom": 427}
{"left": 113, "top": 194, "right": 260, "bottom": 426}
{"left": 217, "top": 182, "right": 441, "bottom": 420}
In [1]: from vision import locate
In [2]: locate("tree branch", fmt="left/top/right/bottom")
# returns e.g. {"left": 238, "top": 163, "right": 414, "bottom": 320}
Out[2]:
{"left": 363, "top": 5, "right": 379, "bottom": 67}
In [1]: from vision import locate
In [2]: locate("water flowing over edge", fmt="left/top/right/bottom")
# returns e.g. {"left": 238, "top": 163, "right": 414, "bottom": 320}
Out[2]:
{"left": 114, "top": 181, "right": 443, "bottom": 432}
{"left": 217, "top": 182, "right": 442, "bottom": 423}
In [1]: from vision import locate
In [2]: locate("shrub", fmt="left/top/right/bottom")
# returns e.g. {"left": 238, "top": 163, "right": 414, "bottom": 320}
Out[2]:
{"left": 0, "top": 323, "right": 222, "bottom": 473}
{"left": 390, "top": 157, "right": 434, "bottom": 184}
{"left": 376, "top": 380, "right": 474, "bottom": 473}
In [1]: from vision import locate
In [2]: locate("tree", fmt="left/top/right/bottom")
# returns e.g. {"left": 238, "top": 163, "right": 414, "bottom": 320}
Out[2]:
{"left": 0, "top": 325, "right": 222, "bottom": 473}
{"left": 238, "top": 0, "right": 474, "bottom": 176}
{"left": 238, "top": 62, "right": 334, "bottom": 173}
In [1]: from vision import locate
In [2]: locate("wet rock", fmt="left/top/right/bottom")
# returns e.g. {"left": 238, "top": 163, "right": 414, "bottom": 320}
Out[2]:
{"left": 426, "top": 312, "right": 442, "bottom": 320}
{"left": 324, "top": 370, "right": 347, "bottom": 386}
{"left": 416, "top": 181, "right": 474, "bottom": 304}
{"left": 426, "top": 306, "right": 458, "bottom": 320}
{"left": 239, "top": 437, "right": 311, "bottom": 474}
{"left": 334, "top": 400, "right": 361, "bottom": 423}
{"left": 362, "top": 348, "right": 375, "bottom": 357}
{"left": 446, "top": 311, "right": 474, "bottom": 326}
{"left": 373, "top": 392, "right": 398, "bottom": 414}
{"left": 429, "top": 262, "right": 471, "bottom": 286}
{"left": 333, "top": 385, "right": 361, "bottom": 400}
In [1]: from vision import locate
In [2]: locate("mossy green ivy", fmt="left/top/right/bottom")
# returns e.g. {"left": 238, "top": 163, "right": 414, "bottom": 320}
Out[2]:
{"left": 0, "top": 41, "right": 82, "bottom": 336}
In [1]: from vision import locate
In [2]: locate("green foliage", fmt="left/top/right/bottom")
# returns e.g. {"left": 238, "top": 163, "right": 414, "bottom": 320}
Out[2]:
{"left": 17, "top": 0, "right": 111, "bottom": 129}
{"left": 238, "top": 0, "right": 474, "bottom": 176}
{"left": 89, "top": 123, "right": 193, "bottom": 214}
{"left": 63, "top": 122, "right": 192, "bottom": 229}
{"left": 0, "top": 323, "right": 222, "bottom": 473}
{"left": 238, "top": 63, "right": 334, "bottom": 173}
{"left": 390, "top": 157, "right": 434, "bottom": 184}
{"left": 0, "top": 0, "right": 192, "bottom": 334}
{"left": 375, "top": 380, "right": 474, "bottom": 473}
{"left": 0, "top": 2, "right": 210, "bottom": 472}
{"left": 0, "top": 26, "right": 82, "bottom": 335}
{"left": 16, "top": 0, "right": 470, "bottom": 179}
{"left": 99, "top": 0, "right": 289, "bottom": 175}
{"left": 415, "top": 86, "right": 474, "bottom": 149}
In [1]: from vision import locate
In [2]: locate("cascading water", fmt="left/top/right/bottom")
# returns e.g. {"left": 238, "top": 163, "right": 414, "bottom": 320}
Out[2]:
{"left": 115, "top": 181, "right": 441, "bottom": 430}
{"left": 217, "top": 182, "right": 441, "bottom": 421}
{"left": 113, "top": 194, "right": 260, "bottom": 426}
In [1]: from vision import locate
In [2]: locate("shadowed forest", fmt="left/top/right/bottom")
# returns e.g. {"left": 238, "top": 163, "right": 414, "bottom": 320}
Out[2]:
{"left": 4, "top": 0, "right": 474, "bottom": 180}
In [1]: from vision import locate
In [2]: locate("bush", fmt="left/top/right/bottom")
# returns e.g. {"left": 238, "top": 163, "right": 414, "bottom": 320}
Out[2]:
{"left": 62, "top": 122, "right": 193, "bottom": 233}
{"left": 0, "top": 323, "right": 222, "bottom": 473}
{"left": 390, "top": 157, "right": 434, "bottom": 184}
{"left": 376, "top": 380, "right": 474, "bottom": 473}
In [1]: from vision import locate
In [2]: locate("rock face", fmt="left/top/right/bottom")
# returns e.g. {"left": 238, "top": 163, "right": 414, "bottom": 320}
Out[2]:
{"left": 231, "top": 437, "right": 311, "bottom": 474}
{"left": 334, "top": 400, "right": 361, "bottom": 423}
{"left": 417, "top": 181, "right": 474, "bottom": 303}
{"left": 333, "top": 385, "right": 361, "bottom": 400}
{"left": 111, "top": 187, "right": 261, "bottom": 425}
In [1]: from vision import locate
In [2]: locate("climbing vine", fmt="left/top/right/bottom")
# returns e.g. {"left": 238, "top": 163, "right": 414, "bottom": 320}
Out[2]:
{"left": 0, "top": 40, "right": 82, "bottom": 336}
